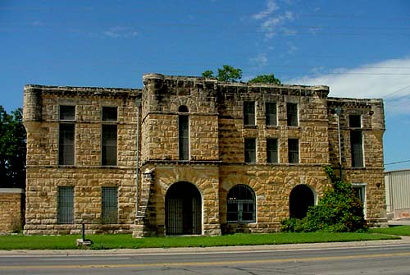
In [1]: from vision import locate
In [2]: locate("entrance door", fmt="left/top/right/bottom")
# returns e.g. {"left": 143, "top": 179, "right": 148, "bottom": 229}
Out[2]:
{"left": 289, "top": 184, "right": 315, "bottom": 219}
{"left": 166, "top": 182, "right": 201, "bottom": 235}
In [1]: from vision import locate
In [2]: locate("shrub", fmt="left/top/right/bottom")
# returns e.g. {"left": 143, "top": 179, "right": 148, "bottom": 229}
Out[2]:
{"left": 281, "top": 166, "right": 367, "bottom": 232}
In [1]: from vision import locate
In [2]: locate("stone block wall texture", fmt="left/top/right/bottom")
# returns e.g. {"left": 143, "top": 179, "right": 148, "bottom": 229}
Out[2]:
{"left": 23, "top": 74, "right": 386, "bottom": 236}
{"left": 0, "top": 189, "right": 24, "bottom": 233}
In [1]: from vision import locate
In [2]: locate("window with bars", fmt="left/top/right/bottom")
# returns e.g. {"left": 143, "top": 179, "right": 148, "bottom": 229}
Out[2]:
{"left": 349, "top": 115, "right": 361, "bottom": 128}
{"left": 243, "top": 101, "right": 255, "bottom": 126}
{"left": 57, "top": 186, "right": 74, "bottom": 224}
{"left": 287, "top": 103, "right": 298, "bottom": 126}
{"left": 102, "top": 107, "right": 118, "bottom": 122}
{"left": 265, "top": 102, "right": 277, "bottom": 126}
{"left": 244, "top": 138, "right": 256, "bottom": 163}
{"left": 227, "top": 185, "right": 256, "bottom": 223}
{"left": 288, "top": 138, "right": 299, "bottom": 163}
{"left": 59, "top": 105, "right": 75, "bottom": 165}
{"left": 351, "top": 130, "right": 364, "bottom": 167}
{"left": 267, "top": 138, "right": 278, "bottom": 163}
{"left": 102, "top": 187, "right": 118, "bottom": 224}
{"left": 102, "top": 125, "right": 117, "bottom": 166}
{"left": 179, "top": 115, "right": 189, "bottom": 160}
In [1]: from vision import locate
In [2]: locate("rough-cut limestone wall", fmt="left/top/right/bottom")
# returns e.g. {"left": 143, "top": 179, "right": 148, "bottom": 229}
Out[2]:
{"left": 327, "top": 98, "right": 386, "bottom": 224}
{"left": 144, "top": 164, "right": 221, "bottom": 236}
{"left": 219, "top": 165, "right": 330, "bottom": 233}
{"left": 23, "top": 86, "right": 140, "bottom": 234}
{"left": 0, "top": 189, "right": 24, "bottom": 233}
{"left": 24, "top": 168, "right": 136, "bottom": 235}
{"left": 217, "top": 85, "right": 330, "bottom": 164}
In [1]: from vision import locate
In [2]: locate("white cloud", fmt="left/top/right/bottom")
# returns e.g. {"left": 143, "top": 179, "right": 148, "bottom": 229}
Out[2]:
{"left": 290, "top": 58, "right": 410, "bottom": 115}
{"left": 103, "top": 26, "right": 138, "bottom": 38}
{"left": 250, "top": 53, "right": 268, "bottom": 68}
{"left": 252, "top": 0, "right": 294, "bottom": 39}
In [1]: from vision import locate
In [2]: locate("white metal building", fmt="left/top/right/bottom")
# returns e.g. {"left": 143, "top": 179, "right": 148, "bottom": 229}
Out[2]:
{"left": 385, "top": 169, "right": 410, "bottom": 220}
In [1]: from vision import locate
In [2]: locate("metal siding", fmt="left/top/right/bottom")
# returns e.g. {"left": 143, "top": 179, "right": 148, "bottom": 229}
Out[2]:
{"left": 385, "top": 170, "right": 410, "bottom": 211}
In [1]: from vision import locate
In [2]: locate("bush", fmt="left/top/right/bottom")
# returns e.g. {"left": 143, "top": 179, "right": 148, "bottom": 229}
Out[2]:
{"left": 281, "top": 166, "right": 367, "bottom": 232}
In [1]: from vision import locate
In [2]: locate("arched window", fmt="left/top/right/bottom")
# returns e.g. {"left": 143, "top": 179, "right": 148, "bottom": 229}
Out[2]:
{"left": 178, "top": 106, "right": 189, "bottom": 160}
{"left": 227, "top": 185, "right": 256, "bottom": 223}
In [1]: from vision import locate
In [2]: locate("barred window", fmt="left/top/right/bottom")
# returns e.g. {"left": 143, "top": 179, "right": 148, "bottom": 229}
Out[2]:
{"left": 351, "top": 130, "right": 364, "bottom": 167}
{"left": 179, "top": 114, "right": 189, "bottom": 160}
{"left": 243, "top": 101, "right": 255, "bottom": 126}
{"left": 59, "top": 124, "right": 75, "bottom": 165}
{"left": 102, "top": 107, "right": 118, "bottom": 122}
{"left": 57, "top": 186, "right": 74, "bottom": 224}
{"left": 349, "top": 115, "right": 361, "bottom": 128}
{"left": 287, "top": 103, "right": 298, "bottom": 126}
{"left": 267, "top": 138, "right": 278, "bottom": 163}
{"left": 265, "top": 102, "right": 277, "bottom": 126}
{"left": 59, "top": 105, "right": 75, "bottom": 121}
{"left": 245, "top": 138, "right": 256, "bottom": 163}
{"left": 227, "top": 185, "right": 256, "bottom": 223}
{"left": 102, "top": 187, "right": 118, "bottom": 224}
{"left": 102, "top": 125, "right": 117, "bottom": 166}
{"left": 288, "top": 138, "right": 299, "bottom": 163}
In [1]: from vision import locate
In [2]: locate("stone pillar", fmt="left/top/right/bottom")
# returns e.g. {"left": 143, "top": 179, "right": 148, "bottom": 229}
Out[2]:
{"left": 132, "top": 168, "right": 156, "bottom": 238}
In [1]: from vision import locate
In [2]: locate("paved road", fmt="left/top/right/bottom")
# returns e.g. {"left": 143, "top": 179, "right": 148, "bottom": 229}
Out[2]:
{"left": 1, "top": 242, "right": 410, "bottom": 275}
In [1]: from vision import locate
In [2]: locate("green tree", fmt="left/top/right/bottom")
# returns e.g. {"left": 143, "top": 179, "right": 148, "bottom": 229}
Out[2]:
{"left": 248, "top": 74, "right": 281, "bottom": 85}
{"left": 281, "top": 166, "right": 366, "bottom": 232}
{"left": 0, "top": 106, "right": 26, "bottom": 188}
{"left": 202, "top": 65, "right": 242, "bottom": 82}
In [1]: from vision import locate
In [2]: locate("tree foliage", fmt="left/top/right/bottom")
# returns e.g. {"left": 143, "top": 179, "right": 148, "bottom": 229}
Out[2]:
{"left": 202, "top": 65, "right": 242, "bottom": 82}
{"left": 0, "top": 106, "right": 26, "bottom": 188}
{"left": 281, "top": 166, "right": 366, "bottom": 232}
{"left": 248, "top": 74, "right": 281, "bottom": 85}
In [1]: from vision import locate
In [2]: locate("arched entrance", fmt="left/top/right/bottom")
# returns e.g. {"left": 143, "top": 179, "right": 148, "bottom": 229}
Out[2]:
{"left": 165, "top": 182, "right": 201, "bottom": 235}
{"left": 289, "top": 185, "right": 315, "bottom": 219}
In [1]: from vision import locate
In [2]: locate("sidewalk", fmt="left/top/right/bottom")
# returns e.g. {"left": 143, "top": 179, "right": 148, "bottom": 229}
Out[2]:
{"left": 1, "top": 236, "right": 409, "bottom": 257}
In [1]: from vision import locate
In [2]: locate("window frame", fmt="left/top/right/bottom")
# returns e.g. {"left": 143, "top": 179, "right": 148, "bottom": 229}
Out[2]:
{"left": 101, "top": 124, "right": 118, "bottom": 166}
{"left": 288, "top": 138, "right": 299, "bottom": 164}
{"left": 266, "top": 138, "right": 279, "bottom": 164}
{"left": 349, "top": 114, "right": 362, "bottom": 128}
{"left": 243, "top": 101, "right": 256, "bottom": 126}
{"left": 101, "top": 186, "right": 118, "bottom": 224}
{"left": 265, "top": 102, "right": 277, "bottom": 126}
{"left": 178, "top": 113, "right": 190, "bottom": 161}
{"left": 352, "top": 183, "right": 367, "bottom": 218}
{"left": 244, "top": 138, "right": 256, "bottom": 164}
{"left": 57, "top": 186, "right": 74, "bottom": 224}
{"left": 350, "top": 130, "right": 364, "bottom": 168}
{"left": 286, "top": 102, "right": 298, "bottom": 127}
{"left": 58, "top": 105, "right": 76, "bottom": 166}
{"left": 102, "top": 106, "right": 118, "bottom": 122}
{"left": 227, "top": 185, "right": 256, "bottom": 223}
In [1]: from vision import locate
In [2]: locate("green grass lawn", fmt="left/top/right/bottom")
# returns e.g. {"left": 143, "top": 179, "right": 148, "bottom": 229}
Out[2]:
{"left": 0, "top": 232, "right": 400, "bottom": 250}
{"left": 369, "top": 225, "right": 410, "bottom": 236}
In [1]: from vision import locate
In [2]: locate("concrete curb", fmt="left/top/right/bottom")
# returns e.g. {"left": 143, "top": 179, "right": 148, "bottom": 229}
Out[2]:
{"left": 1, "top": 236, "right": 409, "bottom": 256}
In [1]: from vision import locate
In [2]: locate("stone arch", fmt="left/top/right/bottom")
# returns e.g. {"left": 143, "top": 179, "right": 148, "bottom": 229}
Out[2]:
{"left": 165, "top": 181, "right": 202, "bottom": 235}
{"left": 289, "top": 184, "right": 315, "bottom": 219}
{"left": 169, "top": 96, "right": 199, "bottom": 113}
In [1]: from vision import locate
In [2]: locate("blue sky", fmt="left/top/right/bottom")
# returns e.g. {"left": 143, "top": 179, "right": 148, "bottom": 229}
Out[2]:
{"left": 1, "top": 0, "right": 409, "bottom": 170}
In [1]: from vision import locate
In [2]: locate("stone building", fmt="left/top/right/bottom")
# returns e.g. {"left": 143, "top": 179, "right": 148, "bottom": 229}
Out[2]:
{"left": 22, "top": 73, "right": 386, "bottom": 236}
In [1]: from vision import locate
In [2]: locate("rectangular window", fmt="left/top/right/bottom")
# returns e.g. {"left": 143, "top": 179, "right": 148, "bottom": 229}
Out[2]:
{"left": 59, "top": 124, "right": 75, "bottom": 165}
{"left": 351, "top": 130, "right": 364, "bottom": 167}
{"left": 265, "top": 102, "right": 277, "bottom": 126}
{"left": 243, "top": 101, "right": 255, "bottom": 126}
{"left": 57, "top": 186, "right": 74, "bottom": 224}
{"left": 287, "top": 103, "right": 298, "bottom": 126}
{"left": 288, "top": 138, "right": 299, "bottom": 163}
{"left": 349, "top": 115, "right": 361, "bottom": 128}
{"left": 102, "top": 125, "right": 117, "bottom": 166}
{"left": 267, "top": 138, "right": 278, "bottom": 163}
{"left": 102, "top": 107, "right": 118, "bottom": 122}
{"left": 353, "top": 183, "right": 366, "bottom": 217}
{"left": 245, "top": 138, "right": 256, "bottom": 163}
{"left": 179, "top": 115, "right": 189, "bottom": 160}
{"left": 102, "top": 187, "right": 118, "bottom": 224}
{"left": 59, "top": 105, "right": 75, "bottom": 121}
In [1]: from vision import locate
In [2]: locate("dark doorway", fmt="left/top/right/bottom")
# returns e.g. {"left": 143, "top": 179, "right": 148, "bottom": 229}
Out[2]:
{"left": 165, "top": 182, "right": 201, "bottom": 235}
{"left": 289, "top": 185, "right": 314, "bottom": 219}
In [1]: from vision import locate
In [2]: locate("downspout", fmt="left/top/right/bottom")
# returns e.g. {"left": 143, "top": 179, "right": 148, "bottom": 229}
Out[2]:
{"left": 135, "top": 97, "right": 141, "bottom": 217}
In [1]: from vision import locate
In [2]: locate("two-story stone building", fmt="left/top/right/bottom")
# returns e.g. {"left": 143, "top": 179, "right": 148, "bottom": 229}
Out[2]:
{"left": 23, "top": 73, "right": 386, "bottom": 236}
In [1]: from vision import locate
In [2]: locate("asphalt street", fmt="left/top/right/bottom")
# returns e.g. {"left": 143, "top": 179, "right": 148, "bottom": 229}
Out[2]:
{"left": 0, "top": 239, "right": 410, "bottom": 274}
